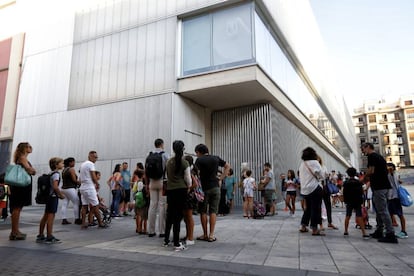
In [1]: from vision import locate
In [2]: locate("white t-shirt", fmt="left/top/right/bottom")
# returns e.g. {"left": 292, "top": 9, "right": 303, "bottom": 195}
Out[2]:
{"left": 299, "top": 160, "right": 323, "bottom": 195}
{"left": 79, "top": 160, "right": 96, "bottom": 190}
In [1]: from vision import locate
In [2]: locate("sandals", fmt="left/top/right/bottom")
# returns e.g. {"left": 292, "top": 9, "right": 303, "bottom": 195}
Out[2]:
{"left": 208, "top": 236, "right": 217, "bottom": 242}
{"left": 299, "top": 227, "right": 309, "bottom": 233}
{"left": 328, "top": 224, "right": 339, "bottom": 230}
{"left": 312, "top": 231, "right": 326, "bottom": 236}
{"left": 196, "top": 235, "right": 208, "bottom": 241}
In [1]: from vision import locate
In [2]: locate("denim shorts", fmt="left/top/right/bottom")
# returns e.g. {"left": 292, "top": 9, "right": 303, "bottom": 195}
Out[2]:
{"left": 45, "top": 196, "right": 58, "bottom": 214}
{"left": 199, "top": 187, "right": 220, "bottom": 214}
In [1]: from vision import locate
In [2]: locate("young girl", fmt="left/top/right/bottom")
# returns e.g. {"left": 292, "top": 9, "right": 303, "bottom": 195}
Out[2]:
{"left": 243, "top": 170, "right": 256, "bottom": 219}
{"left": 285, "top": 170, "right": 298, "bottom": 216}
{"left": 37, "top": 157, "right": 65, "bottom": 243}
{"left": 132, "top": 170, "right": 148, "bottom": 234}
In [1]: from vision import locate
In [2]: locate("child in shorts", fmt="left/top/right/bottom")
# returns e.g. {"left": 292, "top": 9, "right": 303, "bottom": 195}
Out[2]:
{"left": 37, "top": 157, "right": 65, "bottom": 244}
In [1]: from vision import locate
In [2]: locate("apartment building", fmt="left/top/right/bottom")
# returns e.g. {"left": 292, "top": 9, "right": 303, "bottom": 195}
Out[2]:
{"left": 353, "top": 96, "right": 414, "bottom": 170}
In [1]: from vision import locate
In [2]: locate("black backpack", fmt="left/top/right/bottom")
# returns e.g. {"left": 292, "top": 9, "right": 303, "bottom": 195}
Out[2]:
{"left": 35, "top": 172, "right": 59, "bottom": 204}
{"left": 145, "top": 151, "right": 164, "bottom": 179}
{"left": 0, "top": 185, "right": 5, "bottom": 200}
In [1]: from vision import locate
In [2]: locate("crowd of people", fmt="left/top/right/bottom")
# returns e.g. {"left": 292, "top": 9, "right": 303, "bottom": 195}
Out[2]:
{"left": 1, "top": 140, "right": 408, "bottom": 249}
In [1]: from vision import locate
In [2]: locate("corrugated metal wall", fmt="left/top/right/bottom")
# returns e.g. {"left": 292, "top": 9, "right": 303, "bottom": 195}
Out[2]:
{"left": 212, "top": 104, "right": 272, "bottom": 206}
{"left": 212, "top": 103, "right": 349, "bottom": 207}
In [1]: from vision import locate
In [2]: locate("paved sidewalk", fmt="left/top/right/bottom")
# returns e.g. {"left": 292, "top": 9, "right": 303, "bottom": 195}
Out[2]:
{"left": 1, "top": 191, "right": 414, "bottom": 275}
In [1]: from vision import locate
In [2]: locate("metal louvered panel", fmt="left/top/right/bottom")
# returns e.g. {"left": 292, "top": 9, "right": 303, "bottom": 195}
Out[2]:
{"left": 212, "top": 104, "right": 272, "bottom": 207}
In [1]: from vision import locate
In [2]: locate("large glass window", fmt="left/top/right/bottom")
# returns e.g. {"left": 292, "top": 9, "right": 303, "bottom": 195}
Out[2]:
{"left": 181, "top": 3, "right": 254, "bottom": 75}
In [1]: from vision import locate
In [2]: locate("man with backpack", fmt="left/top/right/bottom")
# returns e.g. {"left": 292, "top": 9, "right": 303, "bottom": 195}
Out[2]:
{"left": 146, "top": 138, "right": 169, "bottom": 238}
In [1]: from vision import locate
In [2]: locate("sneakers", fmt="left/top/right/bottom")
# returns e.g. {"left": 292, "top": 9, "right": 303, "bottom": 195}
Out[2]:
{"left": 362, "top": 235, "right": 370, "bottom": 240}
{"left": 185, "top": 239, "right": 195, "bottom": 245}
{"left": 396, "top": 231, "right": 408, "bottom": 239}
{"left": 36, "top": 234, "right": 46, "bottom": 243}
{"left": 148, "top": 233, "right": 156, "bottom": 237}
{"left": 174, "top": 242, "right": 188, "bottom": 252}
{"left": 45, "top": 236, "right": 61, "bottom": 244}
{"left": 162, "top": 240, "right": 170, "bottom": 247}
{"left": 369, "top": 230, "right": 383, "bottom": 239}
{"left": 61, "top": 219, "right": 71, "bottom": 225}
{"left": 159, "top": 233, "right": 165, "bottom": 238}
{"left": 378, "top": 233, "right": 398, "bottom": 244}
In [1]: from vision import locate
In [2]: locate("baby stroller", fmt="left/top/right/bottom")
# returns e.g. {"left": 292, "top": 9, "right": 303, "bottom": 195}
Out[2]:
{"left": 98, "top": 202, "right": 112, "bottom": 225}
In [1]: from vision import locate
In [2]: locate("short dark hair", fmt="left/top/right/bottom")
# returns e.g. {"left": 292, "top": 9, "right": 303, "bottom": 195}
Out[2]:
{"left": 301, "top": 147, "right": 317, "bottom": 161}
{"left": 361, "top": 142, "right": 374, "bottom": 150}
{"left": 154, "top": 138, "right": 164, "bottom": 148}
{"left": 346, "top": 167, "right": 357, "bottom": 177}
{"left": 264, "top": 162, "right": 271, "bottom": 168}
{"left": 387, "top": 163, "right": 396, "bottom": 170}
{"left": 195, "top": 144, "right": 209, "bottom": 154}
{"left": 64, "top": 157, "right": 75, "bottom": 167}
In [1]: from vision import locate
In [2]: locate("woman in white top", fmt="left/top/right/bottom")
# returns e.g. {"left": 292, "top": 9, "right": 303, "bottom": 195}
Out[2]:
{"left": 243, "top": 170, "right": 256, "bottom": 219}
{"left": 299, "top": 147, "right": 325, "bottom": 236}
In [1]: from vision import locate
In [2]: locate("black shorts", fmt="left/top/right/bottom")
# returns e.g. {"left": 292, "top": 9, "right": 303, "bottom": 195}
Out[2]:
{"left": 286, "top": 191, "right": 296, "bottom": 196}
{"left": 122, "top": 189, "right": 131, "bottom": 203}
{"left": 388, "top": 198, "right": 403, "bottom": 216}
{"left": 45, "top": 196, "right": 58, "bottom": 214}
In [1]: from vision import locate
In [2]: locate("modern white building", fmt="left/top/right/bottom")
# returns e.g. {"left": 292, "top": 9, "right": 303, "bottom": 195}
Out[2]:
{"left": 0, "top": 0, "right": 357, "bottom": 204}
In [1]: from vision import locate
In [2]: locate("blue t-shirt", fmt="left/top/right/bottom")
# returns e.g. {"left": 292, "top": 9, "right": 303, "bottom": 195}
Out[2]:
{"left": 121, "top": 170, "right": 131, "bottom": 190}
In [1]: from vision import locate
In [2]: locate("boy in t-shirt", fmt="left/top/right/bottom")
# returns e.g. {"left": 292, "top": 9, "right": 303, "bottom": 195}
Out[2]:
{"left": 343, "top": 167, "right": 369, "bottom": 240}
{"left": 37, "top": 157, "right": 65, "bottom": 244}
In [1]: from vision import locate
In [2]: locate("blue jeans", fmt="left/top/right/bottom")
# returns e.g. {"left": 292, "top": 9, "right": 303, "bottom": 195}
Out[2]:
{"left": 372, "top": 189, "right": 394, "bottom": 234}
{"left": 111, "top": 189, "right": 122, "bottom": 216}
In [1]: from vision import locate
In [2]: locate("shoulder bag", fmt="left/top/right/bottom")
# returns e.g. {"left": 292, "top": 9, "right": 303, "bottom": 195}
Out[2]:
{"left": 5, "top": 164, "right": 31, "bottom": 187}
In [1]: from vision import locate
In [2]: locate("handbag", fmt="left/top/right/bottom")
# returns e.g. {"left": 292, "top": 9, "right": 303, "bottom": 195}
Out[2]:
{"left": 192, "top": 175, "right": 204, "bottom": 202}
{"left": 398, "top": 185, "right": 413, "bottom": 207}
{"left": 327, "top": 181, "right": 340, "bottom": 195}
{"left": 5, "top": 164, "right": 31, "bottom": 187}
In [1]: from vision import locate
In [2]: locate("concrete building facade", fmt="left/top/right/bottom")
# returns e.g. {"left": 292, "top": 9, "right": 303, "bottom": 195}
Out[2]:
{"left": 0, "top": 0, "right": 357, "bottom": 204}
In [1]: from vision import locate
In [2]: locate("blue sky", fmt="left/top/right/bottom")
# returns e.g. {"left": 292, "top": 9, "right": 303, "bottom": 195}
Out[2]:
{"left": 309, "top": 0, "right": 414, "bottom": 111}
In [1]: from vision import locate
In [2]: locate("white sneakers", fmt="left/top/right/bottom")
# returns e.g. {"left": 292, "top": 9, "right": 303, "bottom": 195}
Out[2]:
{"left": 174, "top": 242, "right": 188, "bottom": 252}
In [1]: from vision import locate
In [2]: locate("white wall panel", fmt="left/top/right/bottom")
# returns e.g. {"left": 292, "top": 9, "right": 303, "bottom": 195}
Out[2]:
{"left": 172, "top": 95, "right": 206, "bottom": 156}
{"left": 17, "top": 46, "right": 72, "bottom": 118}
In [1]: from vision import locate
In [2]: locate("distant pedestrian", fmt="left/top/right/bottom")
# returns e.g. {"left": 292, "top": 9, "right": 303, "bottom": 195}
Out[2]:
{"left": 260, "top": 163, "right": 276, "bottom": 216}
{"left": 132, "top": 170, "right": 148, "bottom": 235}
{"left": 0, "top": 173, "right": 10, "bottom": 222}
{"left": 182, "top": 155, "right": 197, "bottom": 245}
{"left": 60, "top": 157, "right": 81, "bottom": 225}
{"left": 361, "top": 143, "right": 397, "bottom": 243}
{"left": 224, "top": 168, "right": 236, "bottom": 213}
{"left": 120, "top": 162, "right": 132, "bottom": 216}
{"left": 243, "top": 170, "right": 256, "bottom": 218}
{"left": 387, "top": 163, "right": 408, "bottom": 239}
{"left": 79, "top": 151, "right": 108, "bottom": 229}
{"left": 108, "top": 164, "right": 122, "bottom": 217}
{"left": 285, "top": 169, "right": 298, "bottom": 216}
{"left": 37, "top": 157, "right": 65, "bottom": 244}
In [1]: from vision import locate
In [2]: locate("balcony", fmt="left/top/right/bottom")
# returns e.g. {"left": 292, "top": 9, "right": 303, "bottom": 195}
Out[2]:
{"left": 379, "top": 119, "right": 388, "bottom": 124}
{"left": 393, "top": 128, "right": 403, "bottom": 133}
{"left": 381, "top": 129, "right": 390, "bottom": 135}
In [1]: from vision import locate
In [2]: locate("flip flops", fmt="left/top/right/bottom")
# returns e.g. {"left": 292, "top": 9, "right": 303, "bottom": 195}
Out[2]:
{"left": 196, "top": 235, "right": 208, "bottom": 241}
{"left": 208, "top": 236, "right": 217, "bottom": 242}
